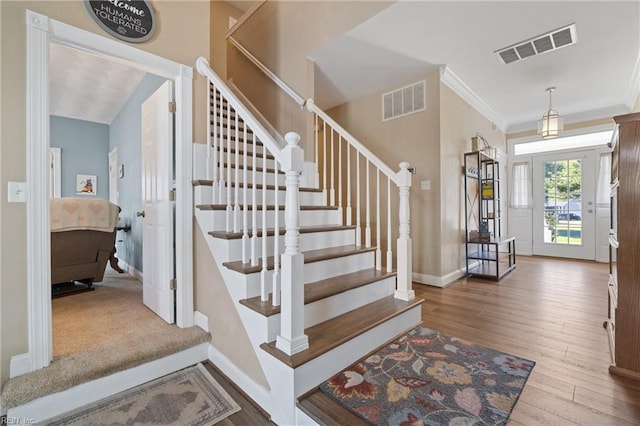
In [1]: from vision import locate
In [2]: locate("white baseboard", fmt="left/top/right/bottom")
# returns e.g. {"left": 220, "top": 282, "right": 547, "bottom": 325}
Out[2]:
{"left": 115, "top": 260, "right": 143, "bottom": 282}
{"left": 194, "top": 310, "right": 210, "bottom": 332}
{"left": 208, "top": 344, "right": 270, "bottom": 414}
{"left": 9, "top": 353, "right": 32, "bottom": 379}
{"left": 413, "top": 267, "right": 466, "bottom": 288}
{"left": 8, "top": 342, "right": 209, "bottom": 422}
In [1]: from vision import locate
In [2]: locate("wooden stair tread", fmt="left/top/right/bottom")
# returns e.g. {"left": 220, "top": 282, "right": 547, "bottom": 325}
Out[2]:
{"left": 240, "top": 268, "right": 397, "bottom": 317}
{"left": 192, "top": 180, "right": 322, "bottom": 193}
{"left": 223, "top": 245, "right": 375, "bottom": 274}
{"left": 196, "top": 204, "right": 336, "bottom": 211}
{"left": 260, "top": 295, "right": 423, "bottom": 368}
{"left": 297, "top": 390, "right": 368, "bottom": 426}
{"left": 209, "top": 224, "right": 355, "bottom": 240}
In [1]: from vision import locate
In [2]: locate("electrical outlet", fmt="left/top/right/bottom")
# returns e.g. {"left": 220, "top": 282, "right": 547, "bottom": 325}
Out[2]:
{"left": 421, "top": 180, "right": 431, "bottom": 190}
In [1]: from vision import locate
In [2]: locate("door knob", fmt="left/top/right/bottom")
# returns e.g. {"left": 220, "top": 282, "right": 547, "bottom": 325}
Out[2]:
{"left": 136, "top": 211, "right": 145, "bottom": 218}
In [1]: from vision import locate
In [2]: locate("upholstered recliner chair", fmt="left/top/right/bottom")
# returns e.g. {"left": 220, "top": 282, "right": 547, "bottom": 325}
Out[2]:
{"left": 50, "top": 197, "right": 120, "bottom": 288}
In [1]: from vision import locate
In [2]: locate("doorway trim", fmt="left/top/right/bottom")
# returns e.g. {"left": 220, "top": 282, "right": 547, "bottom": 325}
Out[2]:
{"left": 25, "top": 10, "right": 194, "bottom": 372}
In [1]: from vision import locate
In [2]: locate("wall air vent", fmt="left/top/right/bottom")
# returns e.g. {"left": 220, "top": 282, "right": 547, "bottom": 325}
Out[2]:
{"left": 495, "top": 24, "right": 577, "bottom": 65}
{"left": 382, "top": 80, "right": 426, "bottom": 121}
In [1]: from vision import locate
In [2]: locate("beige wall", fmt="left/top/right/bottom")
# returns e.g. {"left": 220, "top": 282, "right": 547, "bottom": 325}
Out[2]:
{"left": 439, "top": 83, "right": 506, "bottom": 277}
{"left": 228, "top": 1, "right": 393, "bottom": 154}
{"left": 328, "top": 70, "right": 442, "bottom": 277}
{"left": 210, "top": 1, "right": 244, "bottom": 80}
{"left": 193, "top": 226, "right": 268, "bottom": 388}
{"left": 0, "top": 0, "right": 209, "bottom": 388}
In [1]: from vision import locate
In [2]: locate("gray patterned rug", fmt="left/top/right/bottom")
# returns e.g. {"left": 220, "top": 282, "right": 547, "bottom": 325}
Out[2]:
{"left": 42, "top": 364, "right": 240, "bottom": 425}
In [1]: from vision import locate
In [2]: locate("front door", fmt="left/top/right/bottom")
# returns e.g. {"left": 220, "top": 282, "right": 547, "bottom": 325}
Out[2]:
{"left": 532, "top": 150, "right": 596, "bottom": 259}
{"left": 141, "top": 80, "right": 175, "bottom": 323}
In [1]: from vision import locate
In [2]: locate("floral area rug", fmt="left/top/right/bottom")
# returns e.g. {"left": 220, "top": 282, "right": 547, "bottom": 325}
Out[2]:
{"left": 320, "top": 326, "right": 535, "bottom": 425}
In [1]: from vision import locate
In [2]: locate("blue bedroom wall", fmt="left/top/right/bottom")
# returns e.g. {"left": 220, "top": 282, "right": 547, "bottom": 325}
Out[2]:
{"left": 50, "top": 116, "right": 110, "bottom": 199}
{"left": 110, "top": 73, "right": 167, "bottom": 274}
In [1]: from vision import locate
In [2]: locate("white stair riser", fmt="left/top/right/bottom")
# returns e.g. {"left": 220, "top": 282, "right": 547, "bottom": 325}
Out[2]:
{"left": 217, "top": 170, "right": 284, "bottom": 186}
{"left": 196, "top": 209, "right": 340, "bottom": 232}
{"left": 236, "top": 250, "right": 375, "bottom": 299}
{"left": 195, "top": 185, "right": 324, "bottom": 207}
{"left": 194, "top": 185, "right": 325, "bottom": 206}
{"left": 262, "top": 276, "right": 396, "bottom": 342}
{"left": 215, "top": 155, "right": 276, "bottom": 170}
{"left": 224, "top": 229, "right": 355, "bottom": 262}
{"left": 303, "top": 250, "right": 375, "bottom": 284}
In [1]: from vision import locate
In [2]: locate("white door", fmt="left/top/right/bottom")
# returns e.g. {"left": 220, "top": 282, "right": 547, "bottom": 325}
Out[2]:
{"left": 141, "top": 80, "right": 175, "bottom": 323}
{"left": 49, "top": 147, "right": 61, "bottom": 198}
{"left": 532, "top": 150, "right": 596, "bottom": 259}
{"left": 108, "top": 147, "right": 118, "bottom": 204}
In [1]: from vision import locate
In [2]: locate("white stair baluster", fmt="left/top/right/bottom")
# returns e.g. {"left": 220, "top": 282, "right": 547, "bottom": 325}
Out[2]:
{"left": 314, "top": 113, "right": 320, "bottom": 189}
{"left": 387, "top": 176, "right": 393, "bottom": 273}
{"left": 322, "top": 120, "right": 327, "bottom": 205}
{"left": 338, "top": 135, "right": 343, "bottom": 225}
{"left": 330, "top": 127, "right": 335, "bottom": 206}
{"left": 225, "top": 102, "right": 232, "bottom": 232}
{"left": 356, "top": 151, "right": 361, "bottom": 246}
{"left": 346, "top": 145, "right": 352, "bottom": 226}
{"left": 242, "top": 125, "right": 248, "bottom": 263}
{"left": 211, "top": 85, "right": 218, "bottom": 203}
{"left": 233, "top": 114, "right": 240, "bottom": 232}
{"left": 206, "top": 83, "right": 212, "bottom": 181}
{"left": 272, "top": 160, "right": 280, "bottom": 307}
{"left": 365, "top": 160, "right": 371, "bottom": 247}
{"left": 376, "top": 168, "right": 381, "bottom": 270}
{"left": 251, "top": 132, "right": 258, "bottom": 266}
{"left": 260, "top": 143, "right": 268, "bottom": 302}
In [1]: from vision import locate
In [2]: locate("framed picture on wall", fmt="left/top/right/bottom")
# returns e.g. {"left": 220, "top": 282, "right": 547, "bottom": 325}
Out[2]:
{"left": 76, "top": 174, "right": 97, "bottom": 195}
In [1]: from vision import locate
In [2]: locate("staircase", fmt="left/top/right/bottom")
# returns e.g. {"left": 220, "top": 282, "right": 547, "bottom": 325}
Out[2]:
{"left": 194, "top": 57, "right": 422, "bottom": 425}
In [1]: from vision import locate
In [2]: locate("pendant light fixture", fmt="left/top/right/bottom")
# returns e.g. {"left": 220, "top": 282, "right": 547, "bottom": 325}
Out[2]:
{"left": 537, "top": 86, "right": 563, "bottom": 139}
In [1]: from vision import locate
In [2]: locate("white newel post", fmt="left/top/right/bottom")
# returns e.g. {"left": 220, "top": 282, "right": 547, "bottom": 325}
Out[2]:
{"left": 276, "top": 132, "right": 309, "bottom": 355}
{"left": 395, "top": 162, "right": 415, "bottom": 301}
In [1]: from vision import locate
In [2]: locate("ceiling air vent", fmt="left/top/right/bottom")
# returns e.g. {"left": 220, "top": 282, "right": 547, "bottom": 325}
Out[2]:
{"left": 495, "top": 24, "right": 577, "bottom": 65}
{"left": 383, "top": 80, "right": 426, "bottom": 121}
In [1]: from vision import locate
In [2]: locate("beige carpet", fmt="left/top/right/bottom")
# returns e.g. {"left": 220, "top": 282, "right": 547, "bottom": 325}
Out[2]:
{"left": 42, "top": 363, "right": 240, "bottom": 426}
{"left": 0, "top": 269, "right": 210, "bottom": 409}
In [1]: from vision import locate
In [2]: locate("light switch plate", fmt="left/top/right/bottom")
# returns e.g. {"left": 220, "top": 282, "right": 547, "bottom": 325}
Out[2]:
{"left": 8, "top": 182, "right": 27, "bottom": 203}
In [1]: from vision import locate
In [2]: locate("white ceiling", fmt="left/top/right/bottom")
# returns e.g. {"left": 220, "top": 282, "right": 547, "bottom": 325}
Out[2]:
{"left": 50, "top": 43, "right": 145, "bottom": 124}
{"left": 310, "top": 1, "right": 640, "bottom": 133}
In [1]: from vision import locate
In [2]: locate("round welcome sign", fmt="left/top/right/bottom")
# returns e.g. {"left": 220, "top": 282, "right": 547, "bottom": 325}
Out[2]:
{"left": 85, "top": 0, "right": 156, "bottom": 43}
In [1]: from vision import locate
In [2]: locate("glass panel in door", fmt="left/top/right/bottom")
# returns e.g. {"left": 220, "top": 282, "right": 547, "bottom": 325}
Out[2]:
{"left": 533, "top": 150, "right": 596, "bottom": 259}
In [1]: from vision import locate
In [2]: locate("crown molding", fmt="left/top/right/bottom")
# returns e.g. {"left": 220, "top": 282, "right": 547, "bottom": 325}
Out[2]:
{"left": 439, "top": 66, "right": 507, "bottom": 132}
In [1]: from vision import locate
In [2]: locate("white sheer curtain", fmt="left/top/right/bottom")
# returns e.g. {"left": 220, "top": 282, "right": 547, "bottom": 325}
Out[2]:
{"left": 509, "top": 162, "right": 531, "bottom": 208}
{"left": 596, "top": 153, "right": 611, "bottom": 206}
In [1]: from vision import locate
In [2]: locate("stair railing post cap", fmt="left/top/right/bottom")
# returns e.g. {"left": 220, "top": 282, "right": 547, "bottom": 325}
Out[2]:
{"left": 285, "top": 132, "right": 300, "bottom": 146}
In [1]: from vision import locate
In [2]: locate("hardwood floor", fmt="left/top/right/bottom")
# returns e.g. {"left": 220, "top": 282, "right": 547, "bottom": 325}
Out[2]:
{"left": 416, "top": 256, "right": 640, "bottom": 426}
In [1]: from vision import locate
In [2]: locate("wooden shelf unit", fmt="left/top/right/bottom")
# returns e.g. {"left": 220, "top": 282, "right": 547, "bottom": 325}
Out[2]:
{"left": 606, "top": 112, "right": 640, "bottom": 381}
{"left": 463, "top": 150, "right": 516, "bottom": 281}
